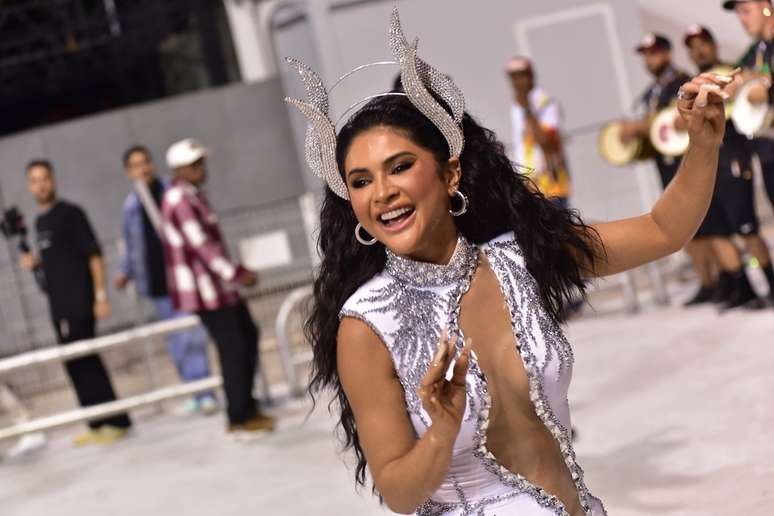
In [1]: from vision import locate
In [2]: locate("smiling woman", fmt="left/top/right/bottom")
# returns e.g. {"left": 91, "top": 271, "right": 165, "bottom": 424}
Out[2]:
{"left": 296, "top": 7, "right": 732, "bottom": 516}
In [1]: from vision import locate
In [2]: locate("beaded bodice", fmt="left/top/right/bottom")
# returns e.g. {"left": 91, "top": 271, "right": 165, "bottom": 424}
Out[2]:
{"left": 340, "top": 232, "right": 606, "bottom": 516}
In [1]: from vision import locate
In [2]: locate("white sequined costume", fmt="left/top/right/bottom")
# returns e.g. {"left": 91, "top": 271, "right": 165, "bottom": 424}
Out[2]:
{"left": 341, "top": 232, "right": 607, "bottom": 516}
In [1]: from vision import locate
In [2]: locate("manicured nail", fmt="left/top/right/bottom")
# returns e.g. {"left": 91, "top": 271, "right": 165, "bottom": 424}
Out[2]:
{"left": 432, "top": 342, "right": 446, "bottom": 366}
{"left": 714, "top": 74, "right": 733, "bottom": 83}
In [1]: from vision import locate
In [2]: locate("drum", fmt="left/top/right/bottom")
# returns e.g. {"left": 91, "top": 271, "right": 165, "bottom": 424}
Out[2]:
{"left": 598, "top": 121, "right": 655, "bottom": 166}
{"left": 731, "top": 78, "right": 771, "bottom": 137}
{"left": 650, "top": 106, "right": 689, "bottom": 157}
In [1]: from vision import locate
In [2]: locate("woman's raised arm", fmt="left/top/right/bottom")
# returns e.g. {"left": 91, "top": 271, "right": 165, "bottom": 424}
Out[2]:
{"left": 588, "top": 71, "right": 740, "bottom": 277}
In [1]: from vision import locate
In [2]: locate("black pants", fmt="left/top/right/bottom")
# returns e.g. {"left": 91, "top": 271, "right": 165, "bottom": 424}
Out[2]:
{"left": 198, "top": 302, "right": 259, "bottom": 424}
{"left": 760, "top": 159, "right": 774, "bottom": 210}
{"left": 53, "top": 316, "right": 131, "bottom": 429}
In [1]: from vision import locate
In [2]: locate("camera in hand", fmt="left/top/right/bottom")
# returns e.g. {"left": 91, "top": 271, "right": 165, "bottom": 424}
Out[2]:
{"left": 0, "top": 207, "right": 31, "bottom": 252}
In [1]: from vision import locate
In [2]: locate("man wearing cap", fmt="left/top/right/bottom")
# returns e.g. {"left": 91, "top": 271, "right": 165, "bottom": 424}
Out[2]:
{"left": 161, "top": 138, "right": 275, "bottom": 436}
{"left": 620, "top": 33, "right": 690, "bottom": 189}
{"left": 725, "top": 0, "right": 774, "bottom": 216}
{"left": 505, "top": 56, "right": 571, "bottom": 207}
{"left": 683, "top": 25, "right": 770, "bottom": 308}
{"left": 115, "top": 145, "right": 217, "bottom": 415}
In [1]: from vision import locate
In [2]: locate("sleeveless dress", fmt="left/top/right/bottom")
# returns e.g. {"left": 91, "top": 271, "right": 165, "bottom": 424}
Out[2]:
{"left": 340, "top": 232, "right": 607, "bottom": 516}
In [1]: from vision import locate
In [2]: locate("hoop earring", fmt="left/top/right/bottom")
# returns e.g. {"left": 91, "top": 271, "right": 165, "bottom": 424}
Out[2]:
{"left": 449, "top": 190, "right": 469, "bottom": 217}
{"left": 355, "top": 223, "right": 377, "bottom": 246}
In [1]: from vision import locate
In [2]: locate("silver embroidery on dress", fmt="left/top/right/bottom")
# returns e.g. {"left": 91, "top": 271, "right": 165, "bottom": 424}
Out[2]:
{"left": 480, "top": 242, "right": 594, "bottom": 515}
{"left": 386, "top": 236, "right": 476, "bottom": 287}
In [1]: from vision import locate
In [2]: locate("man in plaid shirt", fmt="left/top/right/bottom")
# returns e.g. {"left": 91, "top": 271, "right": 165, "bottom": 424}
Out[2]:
{"left": 161, "top": 138, "right": 275, "bottom": 436}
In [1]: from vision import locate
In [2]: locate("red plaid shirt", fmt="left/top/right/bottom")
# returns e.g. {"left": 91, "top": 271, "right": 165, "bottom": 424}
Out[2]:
{"left": 160, "top": 179, "right": 247, "bottom": 312}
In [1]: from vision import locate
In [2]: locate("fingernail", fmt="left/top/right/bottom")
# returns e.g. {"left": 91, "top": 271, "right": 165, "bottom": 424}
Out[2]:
{"left": 432, "top": 343, "right": 446, "bottom": 365}
{"left": 714, "top": 74, "right": 733, "bottom": 83}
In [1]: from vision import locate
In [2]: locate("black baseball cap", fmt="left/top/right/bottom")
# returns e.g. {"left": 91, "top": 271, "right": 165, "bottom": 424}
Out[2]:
{"left": 723, "top": 0, "right": 772, "bottom": 10}
{"left": 636, "top": 33, "right": 672, "bottom": 53}
{"left": 684, "top": 25, "right": 716, "bottom": 46}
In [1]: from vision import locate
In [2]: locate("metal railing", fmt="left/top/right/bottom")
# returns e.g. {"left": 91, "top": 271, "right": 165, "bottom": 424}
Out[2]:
{"left": 0, "top": 315, "right": 274, "bottom": 442}
{"left": 274, "top": 285, "right": 313, "bottom": 397}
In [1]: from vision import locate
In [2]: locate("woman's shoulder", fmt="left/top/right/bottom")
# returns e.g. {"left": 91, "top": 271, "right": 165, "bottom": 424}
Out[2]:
{"left": 340, "top": 271, "right": 392, "bottom": 318}
{"left": 339, "top": 271, "right": 394, "bottom": 347}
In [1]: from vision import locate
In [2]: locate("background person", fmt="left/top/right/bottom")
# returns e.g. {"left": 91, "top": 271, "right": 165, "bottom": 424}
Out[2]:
{"left": 684, "top": 25, "right": 770, "bottom": 308}
{"left": 160, "top": 138, "right": 275, "bottom": 437}
{"left": 506, "top": 56, "right": 571, "bottom": 207}
{"left": 115, "top": 145, "right": 217, "bottom": 415}
{"left": 19, "top": 160, "right": 131, "bottom": 446}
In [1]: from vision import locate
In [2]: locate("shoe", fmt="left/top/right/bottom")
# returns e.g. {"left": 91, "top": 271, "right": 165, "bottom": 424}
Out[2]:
{"left": 73, "top": 429, "right": 101, "bottom": 447}
{"left": 720, "top": 270, "right": 764, "bottom": 311}
{"left": 198, "top": 396, "right": 218, "bottom": 416}
{"left": 172, "top": 398, "right": 200, "bottom": 417}
{"left": 228, "top": 412, "right": 276, "bottom": 441}
{"left": 73, "top": 425, "right": 129, "bottom": 447}
{"left": 4, "top": 432, "right": 47, "bottom": 460}
{"left": 94, "top": 425, "right": 129, "bottom": 444}
{"left": 683, "top": 285, "right": 716, "bottom": 307}
{"left": 712, "top": 272, "right": 733, "bottom": 304}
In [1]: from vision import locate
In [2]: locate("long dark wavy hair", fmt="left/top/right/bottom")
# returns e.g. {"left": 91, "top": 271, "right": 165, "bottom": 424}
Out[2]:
{"left": 304, "top": 94, "right": 603, "bottom": 490}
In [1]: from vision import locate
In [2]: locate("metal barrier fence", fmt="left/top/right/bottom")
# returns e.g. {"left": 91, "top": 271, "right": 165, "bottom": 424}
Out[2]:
{"left": 0, "top": 284, "right": 318, "bottom": 441}
{"left": 0, "top": 195, "right": 316, "bottom": 400}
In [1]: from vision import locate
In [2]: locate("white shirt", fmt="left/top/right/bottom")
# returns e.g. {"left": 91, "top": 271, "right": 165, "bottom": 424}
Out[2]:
{"left": 509, "top": 87, "right": 562, "bottom": 173}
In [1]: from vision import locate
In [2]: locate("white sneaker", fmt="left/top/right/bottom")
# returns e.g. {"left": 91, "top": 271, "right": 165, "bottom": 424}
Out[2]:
{"left": 198, "top": 396, "right": 218, "bottom": 416}
{"left": 171, "top": 398, "right": 199, "bottom": 417}
{"left": 4, "top": 432, "right": 47, "bottom": 460}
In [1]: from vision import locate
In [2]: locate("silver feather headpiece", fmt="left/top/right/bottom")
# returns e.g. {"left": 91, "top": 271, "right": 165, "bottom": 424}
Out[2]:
{"left": 284, "top": 6, "right": 465, "bottom": 200}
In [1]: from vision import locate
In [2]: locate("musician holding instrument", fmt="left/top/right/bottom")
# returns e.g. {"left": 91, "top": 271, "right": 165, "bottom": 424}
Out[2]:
{"left": 619, "top": 34, "right": 690, "bottom": 188}
{"left": 725, "top": 0, "right": 774, "bottom": 210}
{"left": 683, "top": 25, "right": 770, "bottom": 308}
{"left": 506, "top": 56, "right": 571, "bottom": 208}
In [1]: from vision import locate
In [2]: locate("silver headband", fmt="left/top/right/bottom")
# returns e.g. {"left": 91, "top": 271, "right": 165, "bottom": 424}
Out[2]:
{"left": 284, "top": 6, "right": 465, "bottom": 200}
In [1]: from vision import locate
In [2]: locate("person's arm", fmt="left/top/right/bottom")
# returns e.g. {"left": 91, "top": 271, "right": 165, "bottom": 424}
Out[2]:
{"left": 171, "top": 194, "right": 256, "bottom": 287}
{"left": 72, "top": 206, "right": 111, "bottom": 319}
{"left": 523, "top": 109, "right": 555, "bottom": 152}
{"left": 586, "top": 71, "right": 737, "bottom": 277}
{"left": 337, "top": 319, "right": 471, "bottom": 514}
{"left": 90, "top": 254, "right": 111, "bottom": 320}
{"left": 115, "top": 207, "right": 134, "bottom": 290}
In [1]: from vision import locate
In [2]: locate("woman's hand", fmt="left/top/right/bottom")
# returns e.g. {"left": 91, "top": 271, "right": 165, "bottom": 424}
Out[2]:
{"left": 418, "top": 330, "right": 472, "bottom": 444}
{"left": 677, "top": 69, "right": 741, "bottom": 150}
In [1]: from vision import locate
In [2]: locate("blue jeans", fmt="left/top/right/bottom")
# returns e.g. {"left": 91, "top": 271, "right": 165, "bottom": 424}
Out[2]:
{"left": 152, "top": 297, "right": 213, "bottom": 401}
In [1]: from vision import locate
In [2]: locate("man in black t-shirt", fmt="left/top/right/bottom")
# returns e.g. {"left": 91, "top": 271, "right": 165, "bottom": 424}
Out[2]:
{"left": 684, "top": 25, "right": 769, "bottom": 308}
{"left": 19, "top": 160, "right": 131, "bottom": 445}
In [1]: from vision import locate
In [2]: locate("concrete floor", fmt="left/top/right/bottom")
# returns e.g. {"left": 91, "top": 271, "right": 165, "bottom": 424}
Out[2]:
{"left": 2, "top": 288, "right": 773, "bottom": 516}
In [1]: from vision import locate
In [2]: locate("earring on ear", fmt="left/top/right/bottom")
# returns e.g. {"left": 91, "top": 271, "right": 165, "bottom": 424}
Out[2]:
{"left": 355, "top": 223, "right": 377, "bottom": 246}
{"left": 449, "top": 190, "right": 469, "bottom": 217}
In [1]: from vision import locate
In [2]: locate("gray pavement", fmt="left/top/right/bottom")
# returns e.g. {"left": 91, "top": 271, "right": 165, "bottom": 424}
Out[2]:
{"left": 2, "top": 294, "right": 773, "bottom": 515}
